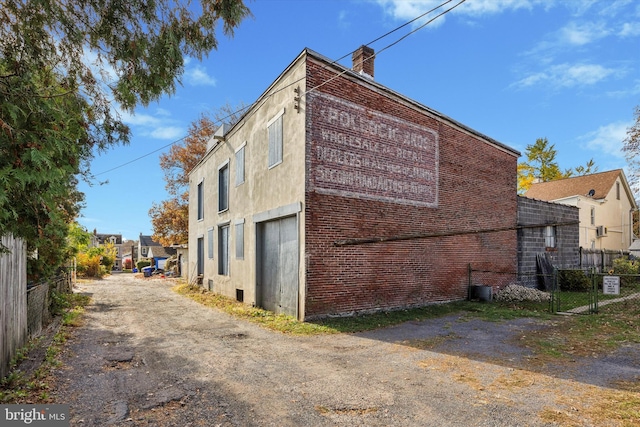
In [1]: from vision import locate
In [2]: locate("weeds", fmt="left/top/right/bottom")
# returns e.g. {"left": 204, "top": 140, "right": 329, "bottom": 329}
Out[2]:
{"left": 0, "top": 292, "right": 90, "bottom": 404}
{"left": 174, "top": 281, "right": 639, "bottom": 367}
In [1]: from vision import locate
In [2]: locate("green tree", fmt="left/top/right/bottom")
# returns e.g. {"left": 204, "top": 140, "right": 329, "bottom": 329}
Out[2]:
{"left": 1, "top": 0, "right": 251, "bottom": 278}
{"left": 518, "top": 138, "right": 597, "bottom": 193}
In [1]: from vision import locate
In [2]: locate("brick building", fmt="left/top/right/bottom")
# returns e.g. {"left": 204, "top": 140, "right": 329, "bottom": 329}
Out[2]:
{"left": 188, "top": 47, "right": 520, "bottom": 320}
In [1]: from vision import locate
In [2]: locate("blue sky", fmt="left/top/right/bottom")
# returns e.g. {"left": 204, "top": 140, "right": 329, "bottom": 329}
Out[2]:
{"left": 77, "top": 0, "right": 640, "bottom": 241}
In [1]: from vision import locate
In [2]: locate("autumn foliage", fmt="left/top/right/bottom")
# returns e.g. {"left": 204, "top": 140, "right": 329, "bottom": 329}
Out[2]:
{"left": 150, "top": 104, "right": 246, "bottom": 246}
{"left": 149, "top": 115, "right": 215, "bottom": 246}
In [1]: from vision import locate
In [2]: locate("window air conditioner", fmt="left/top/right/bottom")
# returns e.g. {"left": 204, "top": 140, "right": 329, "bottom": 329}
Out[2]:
{"left": 596, "top": 225, "right": 608, "bottom": 237}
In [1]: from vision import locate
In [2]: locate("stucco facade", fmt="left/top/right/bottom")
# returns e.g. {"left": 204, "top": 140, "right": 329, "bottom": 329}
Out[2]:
{"left": 188, "top": 47, "right": 520, "bottom": 320}
{"left": 188, "top": 52, "right": 307, "bottom": 313}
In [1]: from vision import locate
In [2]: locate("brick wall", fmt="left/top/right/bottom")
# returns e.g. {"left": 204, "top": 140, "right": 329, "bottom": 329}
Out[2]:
{"left": 517, "top": 196, "right": 580, "bottom": 275}
{"left": 304, "top": 61, "right": 518, "bottom": 318}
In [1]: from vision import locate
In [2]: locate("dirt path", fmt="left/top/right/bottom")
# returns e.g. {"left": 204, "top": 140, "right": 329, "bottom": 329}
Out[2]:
{"left": 48, "top": 274, "right": 639, "bottom": 426}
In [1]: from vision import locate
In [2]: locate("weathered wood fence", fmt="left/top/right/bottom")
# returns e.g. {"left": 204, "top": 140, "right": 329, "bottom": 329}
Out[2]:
{"left": 579, "top": 248, "right": 628, "bottom": 272}
{"left": 1, "top": 234, "right": 27, "bottom": 379}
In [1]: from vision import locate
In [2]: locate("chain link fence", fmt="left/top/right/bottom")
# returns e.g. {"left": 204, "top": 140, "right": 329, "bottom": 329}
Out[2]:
{"left": 468, "top": 264, "right": 640, "bottom": 315}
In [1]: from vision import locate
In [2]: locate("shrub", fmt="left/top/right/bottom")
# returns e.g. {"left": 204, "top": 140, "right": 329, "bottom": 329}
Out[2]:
{"left": 611, "top": 257, "right": 640, "bottom": 287}
{"left": 76, "top": 252, "right": 103, "bottom": 278}
{"left": 136, "top": 259, "right": 152, "bottom": 271}
{"left": 558, "top": 269, "right": 591, "bottom": 292}
{"left": 101, "top": 254, "right": 114, "bottom": 272}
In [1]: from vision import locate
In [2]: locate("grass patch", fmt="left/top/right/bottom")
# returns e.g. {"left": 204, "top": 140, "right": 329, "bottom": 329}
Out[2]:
{"left": 540, "top": 388, "right": 640, "bottom": 427}
{"left": 173, "top": 282, "right": 638, "bottom": 363}
{"left": 173, "top": 283, "right": 552, "bottom": 335}
{"left": 315, "top": 300, "right": 551, "bottom": 333}
{"left": 521, "top": 299, "right": 640, "bottom": 363}
{"left": 173, "top": 283, "right": 337, "bottom": 335}
{"left": 0, "top": 292, "right": 91, "bottom": 404}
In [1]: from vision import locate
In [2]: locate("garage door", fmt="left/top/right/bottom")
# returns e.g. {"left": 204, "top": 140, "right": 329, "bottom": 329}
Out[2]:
{"left": 257, "top": 215, "right": 298, "bottom": 317}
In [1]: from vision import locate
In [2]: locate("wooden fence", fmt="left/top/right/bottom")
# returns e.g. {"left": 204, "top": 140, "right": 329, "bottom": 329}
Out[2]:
{"left": 579, "top": 248, "right": 628, "bottom": 272}
{"left": 1, "top": 234, "right": 27, "bottom": 379}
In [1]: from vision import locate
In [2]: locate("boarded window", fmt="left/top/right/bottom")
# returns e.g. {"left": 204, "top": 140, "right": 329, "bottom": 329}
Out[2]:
{"left": 235, "top": 145, "right": 245, "bottom": 186}
{"left": 219, "top": 162, "right": 229, "bottom": 212}
{"left": 235, "top": 221, "right": 244, "bottom": 259}
{"left": 197, "top": 180, "right": 204, "bottom": 220}
{"left": 218, "top": 225, "right": 230, "bottom": 276}
{"left": 268, "top": 112, "right": 283, "bottom": 168}
{"left": 207, "top": 227, "right": 214, "bottom": 259}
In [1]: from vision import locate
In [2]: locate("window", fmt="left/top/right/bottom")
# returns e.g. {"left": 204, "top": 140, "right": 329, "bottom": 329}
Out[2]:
{"left": 235, "top": 144, "right": 245, "bottom": 186}
{"left": 616, "top": 182, "right": 620, "bottom": 200}
{"left": 207, "top": 227, "right": 214, "bottom": 259}
{"left": 197, "top": 180, "right": 204, "bottom": 220}
{"left": 267, "top": 109, "right": 284, "bottom": 168}
{"left": 141, "top": 247, "right": 147, "bottom": 256}
{"left": 218, "top": 161, "right": 229, "bottom": 212}
{"left": 545, "top": 226, "right": 556, "bottom": 248}
{"left": 235, "top": 220, "right": 244, "bottom": 259}
{"left": 590, "top": 207, "right": 595, "bottom": 226}
{"left": 218, "top": 224, "right": 229, "bottom": 275}
{"left": 197, "top": 237, "right": 204, "bottom": 276}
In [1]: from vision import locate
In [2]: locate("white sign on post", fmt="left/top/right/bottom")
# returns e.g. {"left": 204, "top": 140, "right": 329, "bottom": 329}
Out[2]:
{"left": 602, "top": 276, "right": 620, "bottom": 295}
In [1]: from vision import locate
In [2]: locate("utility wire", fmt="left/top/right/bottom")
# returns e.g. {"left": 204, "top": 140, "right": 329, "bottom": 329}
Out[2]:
{"left": 93, "top": 0, "right": 464, "bottom": 177}
{"left": 301, "top": 0, "right": 467, "bottom": 97}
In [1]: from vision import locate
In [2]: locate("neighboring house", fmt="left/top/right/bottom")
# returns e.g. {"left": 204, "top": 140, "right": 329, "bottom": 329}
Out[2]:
{"left": 174, "top": 245, "right": 188, "bottom": 278}
{"left": 120, "top": 240, "right": 138, "bottom": 270}
{"left": 517, "top": 196, "right": 580, "bottom": 282}
{"left": 147, "top": 246, "right": 177, "bottom": 270}
{"left": 188, "top": 46, "right": 520, "bottom": 320}
{"left": 138, "top": 234, "right": 162, "bottom": 262}
{"left": 524, "top": 169, "right": 637, "bottom": 251}
{"left": 89, "top": 232, "right": 124, "bottom": 270}
{"left": 629, "top": 239, "right": 640, "bottom": 258}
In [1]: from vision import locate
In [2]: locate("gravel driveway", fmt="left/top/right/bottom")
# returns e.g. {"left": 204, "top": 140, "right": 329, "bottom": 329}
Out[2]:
{"left": 48, "top": 274, "right": 639, "bottom": 426}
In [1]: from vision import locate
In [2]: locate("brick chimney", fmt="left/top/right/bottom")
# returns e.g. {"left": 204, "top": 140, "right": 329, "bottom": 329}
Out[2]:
{"left": 352, "top": 45, "right": 375, "bottom": 79}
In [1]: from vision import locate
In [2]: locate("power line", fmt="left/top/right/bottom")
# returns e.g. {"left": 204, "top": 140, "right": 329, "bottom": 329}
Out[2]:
{"left": 93, "top": 0, "right": 464, "bottom": 177}
{"left": 94, "top": 137, "right": 185, "bottom": 176}
{"left": 301, "top": 0, "right": 467, "bottom": 98}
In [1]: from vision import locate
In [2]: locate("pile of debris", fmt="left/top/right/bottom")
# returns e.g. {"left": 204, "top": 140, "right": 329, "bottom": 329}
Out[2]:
{"left": 495, "top": 284, "right": 550, "bottom": 303}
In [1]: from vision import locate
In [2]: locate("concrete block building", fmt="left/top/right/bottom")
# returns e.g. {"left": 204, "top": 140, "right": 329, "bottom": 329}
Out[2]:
{"left": 517, "top": 196, "right": 580, "bottom": 276}
{"left": 188, "top": 47, "right": 520, "bottom": 320}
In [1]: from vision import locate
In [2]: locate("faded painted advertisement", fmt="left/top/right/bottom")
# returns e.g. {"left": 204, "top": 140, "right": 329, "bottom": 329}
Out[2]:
{"left": 310, "top": 92, "right": 438, "bottom": 207}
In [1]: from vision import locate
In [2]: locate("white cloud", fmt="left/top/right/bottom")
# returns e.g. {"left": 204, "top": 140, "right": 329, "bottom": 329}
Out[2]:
{"left": 512, "top": 63, "right": 617, "bottom": 89}
{"left": 579, "top": 120, "right": 632, "bottom": 158}
{"left": 150, "top": 126, "right": 184, "bottom": 140}
{"left": 185, "top": 65, "right": 217, "bottom": 87}
{"left": 119, "top": 111, "right": 161, "bottom": 127}
{"left": 606, "top": 80, "right": 640, "bottom": 98}
{"left": 155, "top": 108, "right": 172, "bottom": 117}
{"left": 619, "top": 22, "right": 640, "bottom": 37}
{"left": 117, "top": 108, "right": 184, "bottom": 141}
{"left": 558, "top": 21, "right": 610, "bottom": 46}
{"left": 374, "top": 0, "right": 553, "bottom": 26}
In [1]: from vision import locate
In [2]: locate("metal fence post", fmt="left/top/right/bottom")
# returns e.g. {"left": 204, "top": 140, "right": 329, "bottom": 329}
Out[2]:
{"left": 590, "top": 267, "right": 599, "bottom": 314}
{"left": 467, "top": 263, "right": 472, "bottom": 300}
{"left": 550, "top": 267, "right": 558, "bottom": 314}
